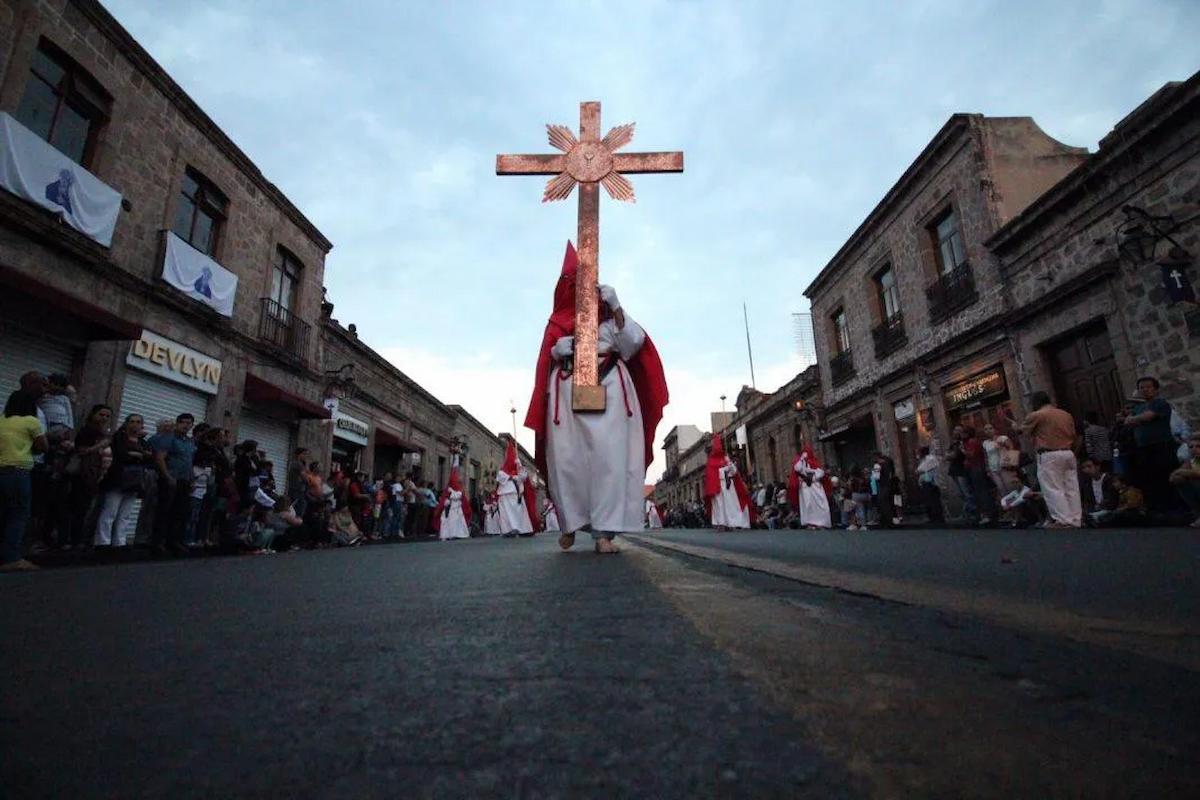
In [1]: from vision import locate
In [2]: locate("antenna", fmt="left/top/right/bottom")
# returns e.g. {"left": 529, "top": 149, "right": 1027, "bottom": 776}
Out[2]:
{"left": 743, "top": 301, "right": 757, "bottom": 389}
{"left": 792, "top": 313, "right": 817, "bottom": 369}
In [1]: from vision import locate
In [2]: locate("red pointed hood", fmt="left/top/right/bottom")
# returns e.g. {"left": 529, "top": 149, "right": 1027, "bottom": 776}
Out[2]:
{"left": 501, "top": 439, "right": 520, "bottom": 476}
{"left": 524, "top": 240, "right": 669, "bottom": 493}
{"left": 432, "top": 467, "right": 471, "bottom": 530}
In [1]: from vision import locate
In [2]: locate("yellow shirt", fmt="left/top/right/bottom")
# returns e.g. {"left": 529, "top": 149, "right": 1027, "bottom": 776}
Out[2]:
{"left": 0, "top": 415, "right": 43, "bottom": 468}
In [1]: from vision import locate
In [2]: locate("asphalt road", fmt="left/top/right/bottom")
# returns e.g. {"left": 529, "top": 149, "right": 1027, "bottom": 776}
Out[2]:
{"left": 3, "top": 529, "right": 1198, "bottom": 797}
{"left": 1, "top": 537, "right": 851, "bottom": 799}
{"left": 642, "top": 527, "right": 1200, "bottom": 627}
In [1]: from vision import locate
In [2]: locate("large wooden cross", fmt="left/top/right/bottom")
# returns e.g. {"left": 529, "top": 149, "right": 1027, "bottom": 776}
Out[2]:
{"left": 497, "top": 101, "right": 683, "bottom": 412}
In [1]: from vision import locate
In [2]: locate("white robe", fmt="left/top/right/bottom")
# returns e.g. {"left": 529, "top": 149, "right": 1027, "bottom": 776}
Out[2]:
{"left": 645, "top": 500, "right": 663, "bottom": 529}
{"left": 438, "top": 490, "right": 470, "bottom": 540}
{"left": 710, "top": 461, "right": 750, "bottom": 529}
{"left": 543, "top": 505, "right": 561, "bottom": 533}
{"left": 496, "top": 469, "right": 533, "bottom": 534}
{"left": 545, "top": 316, "right": 648, "bottom": 534}
{"left": 794, "top": 456, "right": 832, "bottom": 528}
{"left": 483, "top": 501, "right": 501, "bottom": 535}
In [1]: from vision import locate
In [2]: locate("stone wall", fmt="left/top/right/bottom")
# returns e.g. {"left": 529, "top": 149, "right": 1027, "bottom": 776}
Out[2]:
{"left": 993, "top": 74, "right": 1200, "bottom": 427}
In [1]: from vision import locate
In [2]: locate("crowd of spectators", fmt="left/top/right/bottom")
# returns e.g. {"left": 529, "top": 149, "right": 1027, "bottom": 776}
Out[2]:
{"left": 653, "top": 376, "right": 1199, "bottom": 533}
{"left": 0, "top": 369, "right": 492, "bottom": 572}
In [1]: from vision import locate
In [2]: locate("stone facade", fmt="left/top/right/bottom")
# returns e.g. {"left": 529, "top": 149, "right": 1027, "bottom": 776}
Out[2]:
{"left": 739, "top": 367, "right": 824, "bottom": 485}
{"left": 990, "top": 74, "right": 1200, "bottom": 427}
{"left": 0, "top": 0, "right": 334, "bottom": 458}
{"left": 802, "top": 114, "right": 1088, "bottom": 504}
{"left": 320, "top": 317, "right": 459, "bottom": 487}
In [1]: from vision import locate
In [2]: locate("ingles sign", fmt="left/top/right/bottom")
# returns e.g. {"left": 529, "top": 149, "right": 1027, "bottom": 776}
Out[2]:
{"left": 944, "top": 368, "right": 1006, "bottom": 410}
{"left": 126, "top": 331, "right": 221, "bottom": 394}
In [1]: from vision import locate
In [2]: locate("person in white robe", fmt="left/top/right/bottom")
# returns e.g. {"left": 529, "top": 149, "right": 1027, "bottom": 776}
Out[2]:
{"left": 705, "top": 436, "right": 751, "bottom": 530}
{"left": 434, "top": 469, "right": 470, "bottom": 541}
{"left": 542, "top": 500, "right": 561, "bottom": 533}
{"left": 791, "top": 446, "right": 832, "bottom": 529}
{"left": 645, "top": 498, "right": 663, "bottom": 529}
{"left": 524, "top": 242, "right": 669, "bottom": 556}
{"left": 496, "top": 440, "right": 536, "bottom": 537}
{"left": 483, "top": 492, "right": 501, "bottom": 536}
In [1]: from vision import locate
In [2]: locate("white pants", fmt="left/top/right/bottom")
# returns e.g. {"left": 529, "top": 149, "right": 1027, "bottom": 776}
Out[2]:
{"left": 1037, "top": 450, "right": 1081, "bottom": 527}
{"left": 95, "top": 489, "right": 139, "bottom": 546}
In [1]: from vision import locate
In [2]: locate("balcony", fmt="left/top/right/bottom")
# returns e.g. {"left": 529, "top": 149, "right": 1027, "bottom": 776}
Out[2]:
{"left": 925, "top": 262, "right": 978, "bottom": 324}
{"left": 830, "top": 350, "right": 855, "bottom": 387}
{"left": 258, "top": 297, "right": 311, "bottom": 363}
{"left": 871, "top": 313, "right": 908, "bottom": 359}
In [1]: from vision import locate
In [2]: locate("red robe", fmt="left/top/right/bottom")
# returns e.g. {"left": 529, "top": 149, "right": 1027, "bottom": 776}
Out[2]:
{"left": 703, "top": 435, "right": 753, "bottom": 524}
{"left": 431, "top": 468, "right": 471, "bottom": 534}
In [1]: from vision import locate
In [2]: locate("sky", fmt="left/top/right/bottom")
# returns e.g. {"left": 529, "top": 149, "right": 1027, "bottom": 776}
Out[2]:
{"left": 105, "top": 0, "right": 1200, "bottom": 480}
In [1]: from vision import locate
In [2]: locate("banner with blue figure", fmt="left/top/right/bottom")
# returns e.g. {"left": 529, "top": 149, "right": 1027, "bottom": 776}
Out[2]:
{"left": 163, "top": 231, "right": 238, "bottom": 316}
{"left": 0, "top": 112, "right": 122, "bottom": 246}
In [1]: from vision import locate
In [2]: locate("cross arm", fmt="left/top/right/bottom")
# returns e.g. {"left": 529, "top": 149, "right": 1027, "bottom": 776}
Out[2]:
{"left": 496, "top": 154, "right": 567, "bottom": 176}
{"left": 613, "top": 151, "right": 684, "bottom": 174}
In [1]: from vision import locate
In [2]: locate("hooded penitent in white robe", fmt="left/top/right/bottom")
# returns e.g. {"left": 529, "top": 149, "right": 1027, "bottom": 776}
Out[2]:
{"left": 544, "top": 316, "right": 648, "bottom": 534}
{"left": 496, "top": 469, "right": 534, "bottom": 534}
{"left": 794, "top": 452, "right": 832, "bottom": 529}
{"left": 483, "top": 499, "right": 501, "bottom": 536}
{"left": 645, "top": 499, "right": 663, "bottom": 529}
{"left": 543, "top": 502, "right": 561, "bottom": 533}
{"left": 710, "top": 461, "right": 751, "bottom": 529}
{"left": 438, "top": 490, "right": 470, "bottom": 540}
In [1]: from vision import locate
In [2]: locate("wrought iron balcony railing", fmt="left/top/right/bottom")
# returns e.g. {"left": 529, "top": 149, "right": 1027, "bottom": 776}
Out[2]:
{"left": 830, "top": 349, "right": 855, "bottom": 387}
{"left": 871, "top": 312, "right": 908, "bottom": 359}
{"left": 925, "top": 262, "right": 978, "bottom": 324}
{"left": 258, "top": 297, "right": 310, "bottom": 362}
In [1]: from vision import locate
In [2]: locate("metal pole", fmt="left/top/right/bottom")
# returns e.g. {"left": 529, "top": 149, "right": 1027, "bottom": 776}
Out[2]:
{"left": 743, "top": 301, "right": 757, "bottom": 389}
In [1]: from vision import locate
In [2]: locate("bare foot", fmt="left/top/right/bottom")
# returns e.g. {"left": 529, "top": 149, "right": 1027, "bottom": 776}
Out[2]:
{"left": 558, "top": 532, "right": 576, "bottom": 551}
{"left": 594, "top": 538, "right": 620, "bottom": 554}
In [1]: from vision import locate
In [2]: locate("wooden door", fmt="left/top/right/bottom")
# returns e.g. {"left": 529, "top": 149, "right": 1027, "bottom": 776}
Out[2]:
{"left": 1046, "top": 323, "right": 1124, "bottom": 424}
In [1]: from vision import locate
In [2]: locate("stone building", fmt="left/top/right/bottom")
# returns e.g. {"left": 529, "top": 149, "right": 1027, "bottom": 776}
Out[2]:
{"left": 0, "top": 0, "right": 334, "bottom": 469}
{"left": 735, "top": 367, "right": 825, "bottom": 485}
{"left": 448, "top": 404, "right": 511, "bottom": 499}
{"left": 656, "top": 424, "right": 709, "bottom": 508}
{"left": 320, "top": 316, "right": 458, "bottom": 487}
{"left": 989, "top": 74, "right": 1200, "bottom": 428}
{"left": 803, "top": 114, "right": 1088, "bottom": 499}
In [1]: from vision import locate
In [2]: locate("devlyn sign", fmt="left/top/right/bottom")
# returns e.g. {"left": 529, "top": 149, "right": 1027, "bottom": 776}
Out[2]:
{"left": 126, "top": 330, "right": 221, "bottom": 395}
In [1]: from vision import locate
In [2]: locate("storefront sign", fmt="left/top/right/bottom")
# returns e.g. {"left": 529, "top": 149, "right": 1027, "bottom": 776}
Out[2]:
{"left": 893, "top": 399, "right": 915, "bottom": 420}
{"left": 334, "top": 411, "right": 370, "bottom": 446}
{"left": 944, "top": 368, "right": 1007, "bottom": 410}
{"left": 126, "top": 330, "right": 221, "bottom": 395}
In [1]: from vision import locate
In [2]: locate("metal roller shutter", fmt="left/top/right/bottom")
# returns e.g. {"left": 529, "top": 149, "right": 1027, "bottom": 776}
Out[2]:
{"left": 0, "top": 325, "right": 79, "bottom": 402}
{"left": 238, "top": 410, "right": 295, "bottom": 478}
{"left": 118, "top": 370, "right": 208, "bottom": 430}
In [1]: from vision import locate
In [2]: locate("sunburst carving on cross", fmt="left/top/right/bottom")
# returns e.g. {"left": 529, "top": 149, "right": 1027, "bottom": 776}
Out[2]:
{"left": 497, "top": 101, "right": 683, "bottom": 412}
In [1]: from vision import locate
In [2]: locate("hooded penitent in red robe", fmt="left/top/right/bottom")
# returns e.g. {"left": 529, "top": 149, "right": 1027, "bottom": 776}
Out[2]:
{"left": 500, "top": 438, "right": 541, "bottom": 533}
{"left": 787, "top": 444, "right": 834, "bottom": 510}
{"left": 523, "top": 241, "right": 669, "bottom": 495}
{"left": 704, "top": 434, "right": 752, "bottom": 520}
{"left": 431, "top": 467, "right": 471, "bottom": 533}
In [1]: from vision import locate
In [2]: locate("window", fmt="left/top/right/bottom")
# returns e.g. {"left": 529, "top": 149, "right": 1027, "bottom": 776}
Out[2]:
{"left": 270, "top": 247, "right": 303, "bottom": 315}
{"left": 15, "top": 40, "right": 111, "bottom": 166}
{"left": 171, "top": 168, "right": 228, "bottom": 256}
{"left": 875, "top": 265, "right": 901, "bottom": 320}
{"left": 832, "top": 308, "right": 850, "bottom": 353}
{"left": 931, "top": 208, "right": 967, "bottom": 274}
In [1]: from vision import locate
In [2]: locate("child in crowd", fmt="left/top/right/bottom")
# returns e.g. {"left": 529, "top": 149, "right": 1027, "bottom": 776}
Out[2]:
{"left": 1088, "top": 474, "right": 1146, "bottom": 527}
{"left": 847, "top": 465, "right": 870, "bottom": 530}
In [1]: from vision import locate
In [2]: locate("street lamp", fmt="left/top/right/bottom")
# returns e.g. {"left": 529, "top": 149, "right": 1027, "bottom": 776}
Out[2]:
{"left": 720, "top": 394, "right": 727, "bottom": 413}
{"left": 1117, "top": 205, "right": 1189, "bottom": 265}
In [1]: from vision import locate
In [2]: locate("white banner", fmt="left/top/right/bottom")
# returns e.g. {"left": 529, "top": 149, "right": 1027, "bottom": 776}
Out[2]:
{"left": 162, "top": 231, "right": 238, "bottom": 317}
{"left": 735, "top": 424, "right": 748, "bottom": 447}
{"left": 0, "top": 112, "right": 122, "bottom": 246}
